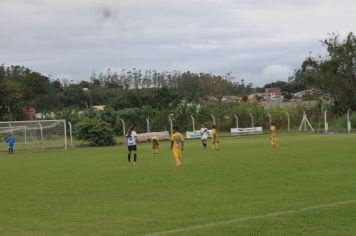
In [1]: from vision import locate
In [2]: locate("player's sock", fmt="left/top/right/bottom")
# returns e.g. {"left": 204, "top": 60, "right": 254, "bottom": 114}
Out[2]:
{"left": 134, "top": 154, "right": 137, "bottom": 162}
{"left": 128, "top": 154, "right": 131, "bottom": 163}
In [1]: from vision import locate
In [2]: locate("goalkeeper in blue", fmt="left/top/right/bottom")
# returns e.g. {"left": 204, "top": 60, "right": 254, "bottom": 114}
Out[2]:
{"left": 7, "top": 134, "right": 15, "bottom": 154}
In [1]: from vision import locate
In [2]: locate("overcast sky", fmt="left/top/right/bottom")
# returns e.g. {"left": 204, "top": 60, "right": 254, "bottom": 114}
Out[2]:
{"left": 1, "top": 0, "right": 355, "bottom": 86}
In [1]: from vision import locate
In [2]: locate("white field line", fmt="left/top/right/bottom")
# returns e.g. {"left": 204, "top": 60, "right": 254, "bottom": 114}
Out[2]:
{"left": 145, "top": 199, "right": 356, "bottom": 236}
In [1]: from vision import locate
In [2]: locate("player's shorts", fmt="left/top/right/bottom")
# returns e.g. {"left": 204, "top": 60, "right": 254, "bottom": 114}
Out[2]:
{"left": 128, "top": 145, "right": 137, "bottom": 151}
{"left": 172, "top": 148, "right": 182, "bottom": 159}
{"left": 152, "top": 143, "right": 159, "bottom": 148}
{"left": 270, "top": 136, "right": 276, "bottom": 145}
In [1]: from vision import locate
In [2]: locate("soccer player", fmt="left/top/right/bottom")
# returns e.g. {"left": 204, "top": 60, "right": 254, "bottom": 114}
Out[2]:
{"left": 211, "top": 125, "right": 219, "bottom": 151}
{"left": 125, "top": 126, "right": 139, "bottom": 164}
{"left": 171, "top": 126, "right": 184, "bottom": 168}
{"left": 200, "top": 127, "right": 209, "bottom": 150}
{"left": 270, "top": 123, "right": 277, "bottom": 149}
{"left": 7, "top": 134, "right": 15, "bottom": 154}
{"left": 151, "top": 136, "right": 159, "bottom": 156}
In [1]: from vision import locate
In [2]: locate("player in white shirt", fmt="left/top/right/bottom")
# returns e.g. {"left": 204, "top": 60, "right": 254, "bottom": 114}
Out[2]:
{"left": 200, "top": 127, "right": 209, "bottom": 150}
{"left": 126, "top": 126, "right": 139, "bottom": 164}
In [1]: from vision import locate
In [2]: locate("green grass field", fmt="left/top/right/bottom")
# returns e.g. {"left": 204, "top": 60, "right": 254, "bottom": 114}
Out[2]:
{"left": 1, "top": 133, "right": 356, "bottom": 236}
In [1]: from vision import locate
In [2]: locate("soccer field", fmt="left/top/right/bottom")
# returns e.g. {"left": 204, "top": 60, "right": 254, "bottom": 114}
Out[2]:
{"left": 1, "top": 133, "right": 356, "bottom": 236}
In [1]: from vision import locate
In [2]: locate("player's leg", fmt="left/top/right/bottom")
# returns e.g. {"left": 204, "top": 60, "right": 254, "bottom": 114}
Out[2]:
{"left": 271, "top": 136, "right": 276, "bottom": 149}
{"left": 173, "top": 149, "right": 181, "bottom": 167}
{"left": 133, "top": 146, "right": 137, "bottom": 164}
{"left": 203, "top": 139, "right": 207, "bottom": 149}
{"left": 152, "top": 143, "right": 158, "bottom": 155}
{"left": 177, "top": 149, "right": 182, "bottom": 167}
{"left": 128, "top": 146, "right": 132, "bottom": 163}
{"left": 154, "top": 145, "right": 159, "bottom": 155}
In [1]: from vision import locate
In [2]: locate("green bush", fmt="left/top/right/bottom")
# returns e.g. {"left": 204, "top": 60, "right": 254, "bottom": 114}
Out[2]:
{"left": 76, "top": 118, "right": 116, "bottom": 146}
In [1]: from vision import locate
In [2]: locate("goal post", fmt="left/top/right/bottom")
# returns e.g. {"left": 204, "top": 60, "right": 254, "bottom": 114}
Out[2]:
{"left": 0, "top": 120, "right": 69, "bottom": 152}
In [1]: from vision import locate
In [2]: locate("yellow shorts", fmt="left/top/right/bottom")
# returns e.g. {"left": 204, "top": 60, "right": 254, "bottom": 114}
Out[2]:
{"left": 270, "top": 136, "right": 276, "bottom": 145}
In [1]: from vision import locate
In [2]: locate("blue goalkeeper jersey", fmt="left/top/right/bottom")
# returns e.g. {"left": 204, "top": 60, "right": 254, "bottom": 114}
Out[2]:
{"left": 7, "top": 136, "right": 15, "bottom": 148}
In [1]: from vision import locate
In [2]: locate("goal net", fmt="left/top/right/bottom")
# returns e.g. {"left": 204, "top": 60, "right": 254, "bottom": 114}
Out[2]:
{"left": 0, "top": 120, "right": 68, "bottom": 152}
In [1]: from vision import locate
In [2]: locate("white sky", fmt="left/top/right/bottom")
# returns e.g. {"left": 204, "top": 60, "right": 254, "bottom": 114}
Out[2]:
{"left": 0, "top": 0, "right": 355, "bottom": 86}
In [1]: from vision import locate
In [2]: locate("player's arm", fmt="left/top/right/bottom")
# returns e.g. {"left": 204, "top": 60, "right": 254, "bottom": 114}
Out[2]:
{"left": 134, "top": 133, "right": 139, "bottom": 144}
{"left": 181, "top": 135, "right": 184, "bottom": 151}
{"left": 170, "top": 140, "right": 173, "bottom": 149}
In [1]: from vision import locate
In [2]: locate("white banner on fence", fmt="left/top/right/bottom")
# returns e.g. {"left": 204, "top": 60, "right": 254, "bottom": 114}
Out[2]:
{"left": 186, "top": 130, "right": 212, "bottom": 139}
{"left": 230, "top": 127, "right": 263, "bottom": 136}
{"left": 137, "top": 131, "right": 170, "bottom": 140}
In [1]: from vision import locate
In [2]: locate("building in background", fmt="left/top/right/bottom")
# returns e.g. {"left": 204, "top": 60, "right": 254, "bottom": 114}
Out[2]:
{"left": 265, "top": 87, "right": 284, "bottom": 107}
{"left": 22, "top": 107, "right": 36, "bottom": 120}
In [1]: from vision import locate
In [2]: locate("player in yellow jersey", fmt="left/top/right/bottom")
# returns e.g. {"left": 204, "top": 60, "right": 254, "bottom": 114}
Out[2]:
{"left": 171, "top": 126, "right": 184, "bottom": 168}
{"left": 211, "top": 125, "right": 219, "bottom": 151}
{"left": 270, "top": 123, "right": 277, "bottom": 149}
{"left": 151, "top": 136, "right": 159, "bottom": 157}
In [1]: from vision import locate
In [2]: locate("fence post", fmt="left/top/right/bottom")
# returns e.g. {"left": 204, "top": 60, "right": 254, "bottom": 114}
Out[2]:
{"left": 146, "top": 117, "right": 150, "bottom": 133}
{"left": 249, "top": 113, "right": 254, "bottom": 128}
{"left": 63, "top": 120, "right": 67, "bottom": 150}
{"left": 68, "top": 122, "right": 73, "bottom": 148}
{"left": 168, "top": 114, "right": 174, "bottom": 135}
{"left": 285, "top": 112, "right": 290, "bottom": 132}
{"left": 268, "top": 113, "right": 272, "bottom": 127}
{"left": 233, "top": 114, "right": 239, "bottom": 128}
{"left": 324, "top": 110, "right": 328, "bottom": 134}
{"left": 347, "top": 109, "right": 351, "bottom": 133}
{"left": 120, "top": 118, "right": 126, "bottom": 143}
{"left": 190, "top": 114, "right": 195, "bottom": 131}
{"left": 210, "top": 114, "right": 216, "bottom": 126}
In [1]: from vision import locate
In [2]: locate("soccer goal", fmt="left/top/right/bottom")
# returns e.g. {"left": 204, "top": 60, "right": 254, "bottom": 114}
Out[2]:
{"left": 0, "top": 120, "right": 70, "bottom": 151}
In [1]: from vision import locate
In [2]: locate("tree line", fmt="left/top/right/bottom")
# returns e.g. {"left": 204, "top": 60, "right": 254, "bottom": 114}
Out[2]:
{"left": 290, "top": 32, "right": 356, "bottom": 113}
{"left": 0, "top": 66, "right": 255, "bottom": 121}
